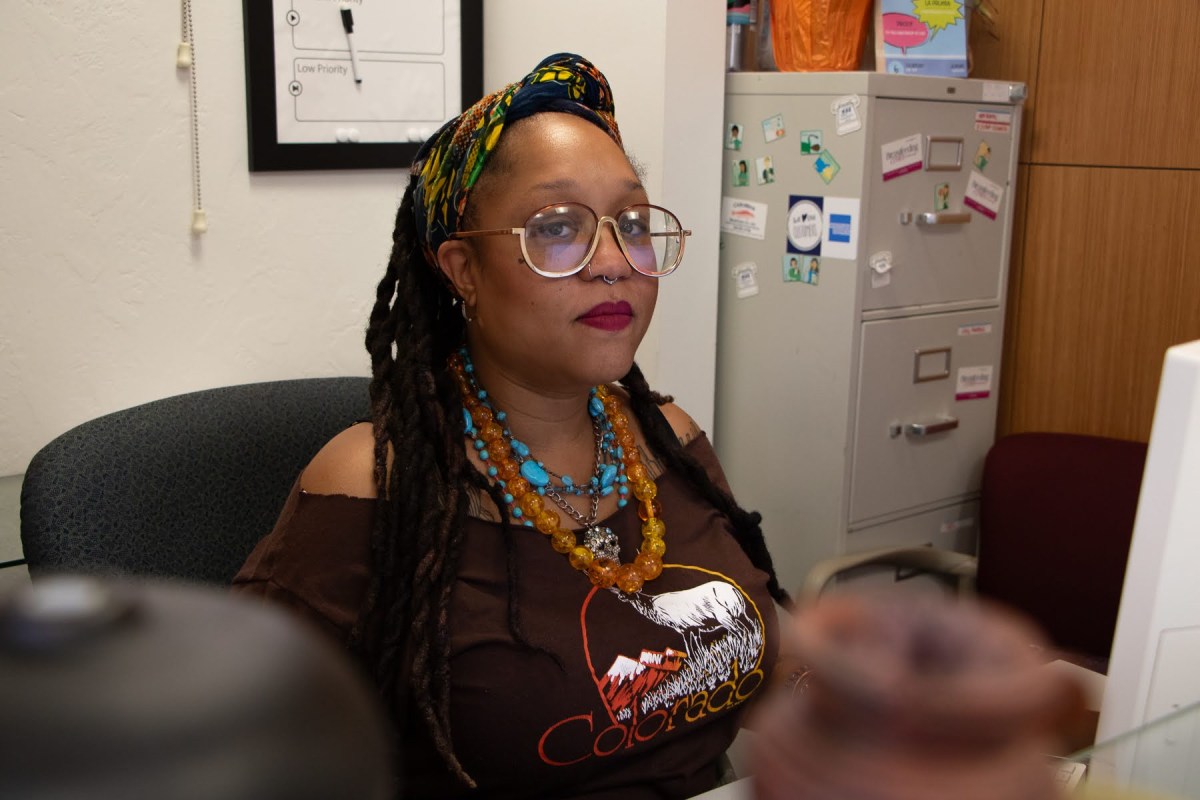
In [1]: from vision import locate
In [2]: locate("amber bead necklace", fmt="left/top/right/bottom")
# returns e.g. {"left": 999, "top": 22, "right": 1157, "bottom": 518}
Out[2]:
{"left": 449, "top": 348, "right": 666, "bottom": 593}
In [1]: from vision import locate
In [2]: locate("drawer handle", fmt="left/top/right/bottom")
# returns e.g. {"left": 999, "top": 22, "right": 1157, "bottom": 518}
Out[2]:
{"left": 917, "top": 212, "right": 971, "bottom": 225}
{"left": 906, "top": 417, "right": 960, "bottom": 437}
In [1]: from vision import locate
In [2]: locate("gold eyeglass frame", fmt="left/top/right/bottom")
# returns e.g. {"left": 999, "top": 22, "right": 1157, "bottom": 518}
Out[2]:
{"left": 449, "top": 202, "right": 691, "bottom": 279}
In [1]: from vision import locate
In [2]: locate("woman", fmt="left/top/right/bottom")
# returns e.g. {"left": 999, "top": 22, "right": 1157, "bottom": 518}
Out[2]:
{"left": 235, "top": 53, "right": 787, "bottom": 799}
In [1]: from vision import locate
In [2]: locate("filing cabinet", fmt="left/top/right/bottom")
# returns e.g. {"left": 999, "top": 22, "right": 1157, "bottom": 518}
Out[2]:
{"left": 713, "top": 72, "right": 1024, "bottom": 593}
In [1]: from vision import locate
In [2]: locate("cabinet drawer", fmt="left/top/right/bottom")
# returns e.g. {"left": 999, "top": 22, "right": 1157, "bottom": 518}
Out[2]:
{"left": 863, "top": 98, "right": 1014, "bottom": 311}
{"left": 849, "top": 309, "right": 1002, "bottom": 523}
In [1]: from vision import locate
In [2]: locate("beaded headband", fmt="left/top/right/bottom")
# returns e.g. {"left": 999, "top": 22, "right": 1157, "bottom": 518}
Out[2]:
{"left": 410, "top": 52, "right": 622, "bottom": 268}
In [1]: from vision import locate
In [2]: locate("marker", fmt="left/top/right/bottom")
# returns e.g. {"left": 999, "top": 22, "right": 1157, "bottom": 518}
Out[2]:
{"left": 339, "top": 4, "right": 362, "bottom": 84}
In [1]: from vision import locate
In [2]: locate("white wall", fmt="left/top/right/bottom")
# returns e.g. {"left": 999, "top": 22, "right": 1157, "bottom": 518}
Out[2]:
{"left": 0, "top": 0, "right": 724, "bottom": 477}
{"left": 483, "top": 0, "right": 726, "bottom": 428}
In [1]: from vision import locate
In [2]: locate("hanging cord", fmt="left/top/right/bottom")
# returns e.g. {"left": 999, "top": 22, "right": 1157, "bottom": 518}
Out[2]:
{"left": 178, "top": 0, "right": 207, "bottom": 234}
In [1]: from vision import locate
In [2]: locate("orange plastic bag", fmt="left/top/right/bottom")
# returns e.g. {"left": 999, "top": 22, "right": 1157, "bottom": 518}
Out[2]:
{"left": 771, "top": 0, "right": 874, "bottom": 71}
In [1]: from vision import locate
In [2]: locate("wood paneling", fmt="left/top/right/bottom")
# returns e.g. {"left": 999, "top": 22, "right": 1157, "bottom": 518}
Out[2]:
{"left": 1006, "top": 166, "right": 1200, "bottom": 440}
{"left": 1033, "top": 0, "right": 1200, "bottom": 168}
{"left": 968, "top": 0, "right": 1044, "bottom": 160}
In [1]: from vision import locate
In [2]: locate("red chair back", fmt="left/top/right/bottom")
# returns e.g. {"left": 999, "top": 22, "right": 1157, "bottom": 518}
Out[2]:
{"left": 976, "top": 433, "right": 1148, "bottom": 669}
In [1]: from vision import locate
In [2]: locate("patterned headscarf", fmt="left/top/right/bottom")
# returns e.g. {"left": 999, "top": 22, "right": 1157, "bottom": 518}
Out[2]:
{"left": 411, "top": 53, "right": 622, "bottom": 266}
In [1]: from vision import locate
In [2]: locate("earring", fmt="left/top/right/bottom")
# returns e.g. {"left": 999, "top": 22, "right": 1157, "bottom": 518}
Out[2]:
{"left": 460, "top": 301, "right": 476, "bottom": 324}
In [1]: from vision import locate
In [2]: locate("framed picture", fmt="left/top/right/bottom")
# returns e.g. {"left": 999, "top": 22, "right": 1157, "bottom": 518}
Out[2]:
{"left": 242, "top": 0, "right": 483, "bottom": 171}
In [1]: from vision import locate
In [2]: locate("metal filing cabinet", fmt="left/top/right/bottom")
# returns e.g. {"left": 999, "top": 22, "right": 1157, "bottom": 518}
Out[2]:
{"left": 713, "top": 72, "right": 1025, "bottom": 593}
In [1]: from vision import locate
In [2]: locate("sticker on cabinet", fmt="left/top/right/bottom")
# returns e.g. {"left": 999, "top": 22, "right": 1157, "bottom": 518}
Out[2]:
{"left": 761, "top": 113, "right": 786, "bottom": 142}
{"left": 963, "top": 170, "right": 1003, "bottom": 219}
{"left": 974, "top": 110, "right": 1011, "bottom": 133}
{"left": 783, "top": 255, "right": 820, "bottom": 286}
{"left": 831, "top": 95, "right": 862, "bottom": 135}
{"left": 733, "top": 262, "right": 760, "bottom": 298}
{"left": 814, "top": 150, "right": 840, "bottom": 184}
{"left": 955, "top": 365, "right": 994, "bottom": 400}
{"left": 721, "top": 197, "right": 768, "bottom": 240}
{"left": 821, "top": 197, "right": 860, "bottom": 260}
{"left": 881, "top": 133, "right": 923, "bottom": 181}
{"left": 726, "top": 122, "right": 743, "bottom": 151}
{"left": 786, "top": 195, "right": 823, "bottom": 254}
{"left": 799, "top": 130, "right": 823, "bottom": 154}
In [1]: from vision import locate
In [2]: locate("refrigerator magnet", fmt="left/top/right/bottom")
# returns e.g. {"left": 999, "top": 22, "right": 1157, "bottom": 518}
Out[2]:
{"left": 935, "top": 182, "right": 951, "bottom": 211}
{"left": 974, "top": 141, "right": 991, "bottom": 171}
{"left": 814, "top": 150, "right": 841, "bottom": 184}
{"left": 786, "top": 195, "right": 823, "bottom": 255}
{"left": 831, "top": 95, "right": 862, "bottom": 135}
{"left": 800, "top": 130, "right": 823, "bottom": 154}
{"left": 761, "top": 113, "right": 786, "bottom": 142}
{"left": 726, "top": 123, "right": 743, "bottom": 151}
{"left": 783, "top": 255, "right": 820, "bottom": 286}
{"left": 869, "top": 251, "right": 893, "bottom": 289}
{"left": 731, "top": 158, "right": 751, "bottom": 187}
{"left": 733, "top": 262, "right": 760, "bottom": 298}
{"left": 756, "top": 156, "right": 776, "bottom": 185}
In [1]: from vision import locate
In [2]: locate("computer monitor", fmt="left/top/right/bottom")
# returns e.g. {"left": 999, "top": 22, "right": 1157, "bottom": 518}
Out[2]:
{"left": 1093, "top": 339, "right": 1200, "bottom": 786}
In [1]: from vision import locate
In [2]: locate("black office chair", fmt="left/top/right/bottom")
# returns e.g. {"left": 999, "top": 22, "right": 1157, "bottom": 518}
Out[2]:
{"left": 20, "top": 378, "right": 371, "bottom": 584}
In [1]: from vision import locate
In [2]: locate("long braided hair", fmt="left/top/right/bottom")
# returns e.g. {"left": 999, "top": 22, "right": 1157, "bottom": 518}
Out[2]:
{"left": 354, "top": 54, "right": 789, "bottom": 789}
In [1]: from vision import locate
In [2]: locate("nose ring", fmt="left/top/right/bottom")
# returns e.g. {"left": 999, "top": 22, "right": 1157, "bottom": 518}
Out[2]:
{"left": 587, "top": 263, "right": 619, "bottom": 286}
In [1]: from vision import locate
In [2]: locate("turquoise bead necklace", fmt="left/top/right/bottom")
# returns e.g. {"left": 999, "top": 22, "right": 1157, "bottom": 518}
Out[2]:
{"left": 457, "top": 347, "right": 630, "bottom": 529}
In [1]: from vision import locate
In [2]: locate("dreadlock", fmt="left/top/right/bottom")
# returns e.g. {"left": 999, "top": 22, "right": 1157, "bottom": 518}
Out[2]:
{"left": 357, "top": 169, "right": 570, "bottom": 788}
{"left": 357, "top": 174, "right": 477, "bottom": 786}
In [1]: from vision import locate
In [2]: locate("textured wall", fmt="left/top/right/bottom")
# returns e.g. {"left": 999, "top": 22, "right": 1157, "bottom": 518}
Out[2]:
{"left": 0, "top": 1, "right": 725, "bottom": 476}
{"left": 1, "top": 2, "right": 395, "bottom": 476}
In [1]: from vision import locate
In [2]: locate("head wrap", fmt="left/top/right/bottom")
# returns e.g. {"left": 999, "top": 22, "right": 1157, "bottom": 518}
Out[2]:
{"left": 411, "top": 53, "right": 622, "bottom": 266}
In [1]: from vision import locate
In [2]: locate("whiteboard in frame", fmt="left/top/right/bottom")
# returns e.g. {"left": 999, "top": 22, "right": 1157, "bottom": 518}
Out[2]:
{"left": 242, "top": 0, "right": 483, "bottom": 171}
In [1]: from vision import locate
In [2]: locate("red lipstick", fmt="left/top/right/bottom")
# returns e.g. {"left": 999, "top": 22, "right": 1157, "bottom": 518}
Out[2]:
{"left": 578, "top": 300, "right": 633, "bottom": 332}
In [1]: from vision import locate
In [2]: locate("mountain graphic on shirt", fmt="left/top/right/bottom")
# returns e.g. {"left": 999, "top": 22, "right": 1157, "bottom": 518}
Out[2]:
{"left": 599, "top": 648, "right": 686, "bottom": 718}
{"left": 587, "top": 575, "right": 765, "bottom": 722}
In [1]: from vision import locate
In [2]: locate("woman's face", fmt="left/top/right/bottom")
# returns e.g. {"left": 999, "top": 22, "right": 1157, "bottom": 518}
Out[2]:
{"left": 438, "top": 113, "right": 659, "bottom": 395}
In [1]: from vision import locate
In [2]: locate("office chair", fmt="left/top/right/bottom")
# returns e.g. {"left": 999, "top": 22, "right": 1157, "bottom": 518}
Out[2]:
{"left": 802, "top": 432, "right": 1148, "bottom": 671}
{"left": 20, "top": 377, "right": 371, "bottom": 584}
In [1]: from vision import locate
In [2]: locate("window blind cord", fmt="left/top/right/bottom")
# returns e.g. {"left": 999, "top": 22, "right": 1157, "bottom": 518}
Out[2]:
{"left": 178, "top": 0, "right": 207, "bottom": 234}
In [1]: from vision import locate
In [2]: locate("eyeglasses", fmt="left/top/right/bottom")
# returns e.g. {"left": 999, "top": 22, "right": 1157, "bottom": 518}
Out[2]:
{"left": 450, "top": 202, "right": 691, "bottom": 278}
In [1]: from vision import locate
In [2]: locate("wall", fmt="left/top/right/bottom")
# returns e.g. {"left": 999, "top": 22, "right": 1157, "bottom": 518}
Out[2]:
{"left": 0, "top": 0, "right": 725, "bottom": 478}
{"left": 1, "top": 2, "right": 395, "bottom": 477}
{"left": 971, "top": 0, "right": 1200, "bottom": 441}
{"left": 483, "top": 0, "right": 726, "bottom": 434}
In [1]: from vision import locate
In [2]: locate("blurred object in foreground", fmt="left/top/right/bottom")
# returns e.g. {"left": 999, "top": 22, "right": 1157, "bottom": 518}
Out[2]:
{"left": 0, "top": 576, "right": 393, "bottom": 800}
{"left": 753, "top": 591, "right": 1083, "bottom": 800}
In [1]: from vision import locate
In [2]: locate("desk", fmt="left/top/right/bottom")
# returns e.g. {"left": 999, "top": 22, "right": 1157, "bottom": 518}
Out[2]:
{"left": 692, "top": 777, "right": 751, "bottom": 799}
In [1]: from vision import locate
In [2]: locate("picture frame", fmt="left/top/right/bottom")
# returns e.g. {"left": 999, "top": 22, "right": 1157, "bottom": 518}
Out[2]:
{"left": 242, "top": 0, "right": 483, "bottom": 172}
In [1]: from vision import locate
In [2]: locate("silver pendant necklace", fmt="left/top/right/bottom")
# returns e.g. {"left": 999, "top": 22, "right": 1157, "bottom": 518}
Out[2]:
{"left": 541, "top": 425, "right": 620, "bottom": 562}
{"left": 544, "top": 485, "right": 619, "bottom": 561}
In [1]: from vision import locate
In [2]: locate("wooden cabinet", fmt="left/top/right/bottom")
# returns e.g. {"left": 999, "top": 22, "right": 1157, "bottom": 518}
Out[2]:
{"left": 1006, "top": 166, "right": 1200, "bottom": 440}
{"left": 971, "top": 0, "right": 1200, "bottom": 440}
{"left": 1034, "top": 0, "right": 1200, "bottom": 169}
